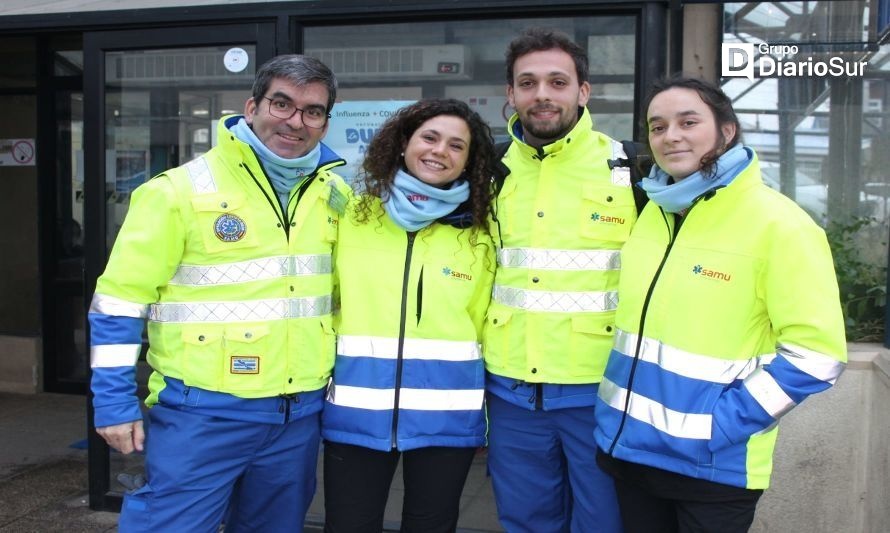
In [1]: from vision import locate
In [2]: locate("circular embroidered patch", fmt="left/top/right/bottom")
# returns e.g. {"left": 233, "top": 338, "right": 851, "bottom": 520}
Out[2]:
{"left": 214, "top": 213, "right": 247, "bottom": 242}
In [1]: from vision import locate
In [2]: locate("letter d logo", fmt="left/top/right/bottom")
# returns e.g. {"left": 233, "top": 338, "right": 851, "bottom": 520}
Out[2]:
{"left": 721, "top": 43, "right": 754, "bottom": 82}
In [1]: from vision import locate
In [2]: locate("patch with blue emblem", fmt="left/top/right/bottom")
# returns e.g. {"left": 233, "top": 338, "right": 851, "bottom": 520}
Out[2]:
{"left": 230, "top": 356, "right": 260, "bottom": 374}
{"left": 214, "top": 213, "right": 247, "bottom": 242}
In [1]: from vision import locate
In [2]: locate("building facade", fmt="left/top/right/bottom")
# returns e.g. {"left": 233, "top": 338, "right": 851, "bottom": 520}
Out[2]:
{"left": 0, "top": 0, "right": 887, "bottom": 518}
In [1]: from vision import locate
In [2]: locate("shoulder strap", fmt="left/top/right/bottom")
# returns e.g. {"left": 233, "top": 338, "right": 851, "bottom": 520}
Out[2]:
{"left": 608, "top": 140, "right": 652, "bottom": 215}
{"left": 494, "top": 138, "right": 652, "bottom": 216}
{"left": 491, "top": 140, "right": 512, "bottom": 197}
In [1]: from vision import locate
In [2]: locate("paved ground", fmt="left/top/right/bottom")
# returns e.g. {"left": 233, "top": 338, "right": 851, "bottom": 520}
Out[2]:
{"left": 0, "top": 392, "right": 502, "bottom": 532}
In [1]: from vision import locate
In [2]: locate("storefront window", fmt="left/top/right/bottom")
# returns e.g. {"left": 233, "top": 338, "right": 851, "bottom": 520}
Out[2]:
{"left": 103, "top": 45, "right": 256, "bottom": 247}
{"left": 305, "top": 16, "right": 636, "bottom": 182}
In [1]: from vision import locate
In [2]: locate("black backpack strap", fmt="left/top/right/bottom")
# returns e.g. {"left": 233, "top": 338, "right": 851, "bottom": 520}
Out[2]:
{"left": 492, "top": 140, "right": 512, "bottom": 196}
{"left": 494, "top": 138, "right": 651, "bottom": 217}
{"left": 607, "top": 140, "right": 652, "bottom": 215}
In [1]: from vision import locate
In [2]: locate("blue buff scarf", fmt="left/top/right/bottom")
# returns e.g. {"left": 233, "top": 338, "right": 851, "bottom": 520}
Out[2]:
{"left": 382, "top": 169, "right": 470, "bottom": 231}
{"left": 641, "top": 144, "right": 752, "bottom": 213}
{"left": 230, "top": 118, "right": 321, "bottom": 208}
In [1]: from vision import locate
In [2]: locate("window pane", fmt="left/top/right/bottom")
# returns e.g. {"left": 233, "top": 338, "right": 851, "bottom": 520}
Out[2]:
{"left": 723, "top": 3, "right": 887, "bottom": 341}
{"left": 0, "top": 36, "right": 36, "bottom": 88}
{"left": 103, "top": 45, "right": 256, "bottom": 250}
{"left": 724, "top": 1, "right": 869, "bottom": 44}
{"left": 306, "top": 16, "right": 636, "bottom": 183}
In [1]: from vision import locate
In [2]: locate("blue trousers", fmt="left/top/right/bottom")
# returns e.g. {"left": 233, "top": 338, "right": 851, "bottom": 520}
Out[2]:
{"left": 487, "top": 393, "right": 622, "bottom": 533}
{"left": 118, "top": 404, "right": 320, "bottom": 533}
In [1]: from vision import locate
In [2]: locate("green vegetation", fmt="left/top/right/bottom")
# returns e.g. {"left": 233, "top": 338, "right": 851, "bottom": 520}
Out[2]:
{"left": 825, "top": 216, "right": 887, "bottom": 342}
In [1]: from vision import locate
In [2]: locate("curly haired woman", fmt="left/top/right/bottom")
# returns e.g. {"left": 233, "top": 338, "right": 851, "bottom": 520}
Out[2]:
{"left": 322, "top": 98, "right": 496, "bottom": 533}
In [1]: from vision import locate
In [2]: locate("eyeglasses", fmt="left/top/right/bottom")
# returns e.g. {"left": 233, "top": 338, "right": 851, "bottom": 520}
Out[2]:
{"left": 263, "top": 96, "right": 330, "bottom": 129}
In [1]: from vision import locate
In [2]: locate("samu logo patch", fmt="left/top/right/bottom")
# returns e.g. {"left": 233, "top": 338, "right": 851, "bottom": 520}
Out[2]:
{"left": 590, "top": 212, "right": 626, "bottom": 225}
{"left": 230, "top": 356, "right": 260, "bottom": 374}
{"left": 692, "top": 264, "right": 732, "bottom": 282}
{"left": 442, "top": 266, "right": 472, "bottom": 281}
{"left": 214, "top": 213, "right": 247, "bottom": 242}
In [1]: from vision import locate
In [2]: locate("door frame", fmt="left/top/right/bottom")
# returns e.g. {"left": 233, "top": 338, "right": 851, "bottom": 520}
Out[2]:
{"left": 83, "top": 22, "right": 276, "bottom": 512}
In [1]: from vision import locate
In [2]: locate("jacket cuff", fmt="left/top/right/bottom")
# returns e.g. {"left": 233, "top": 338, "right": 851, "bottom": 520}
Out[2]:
{"left": 93, "top": 399, "right": 143, "bottom": 428}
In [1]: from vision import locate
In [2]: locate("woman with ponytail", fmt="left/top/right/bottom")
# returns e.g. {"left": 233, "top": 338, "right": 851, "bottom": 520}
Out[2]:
{"left": 593, "top": 77, "right": 847, "bottom": 532}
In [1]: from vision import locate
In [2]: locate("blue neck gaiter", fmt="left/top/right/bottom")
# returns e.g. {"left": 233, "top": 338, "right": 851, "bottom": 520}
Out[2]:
{"left": 641, "top": 144, "right": 752, "bottom": 213}
{"left": 382, "top": 169, "right": 470, "bottom": 231}
{"left": 230, "top": 117, "right": 321, "bottom": 209}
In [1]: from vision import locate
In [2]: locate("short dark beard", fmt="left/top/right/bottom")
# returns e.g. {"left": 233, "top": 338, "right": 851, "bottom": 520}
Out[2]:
{"left": 520, "top": 107, "right": 580, "bottom": 147}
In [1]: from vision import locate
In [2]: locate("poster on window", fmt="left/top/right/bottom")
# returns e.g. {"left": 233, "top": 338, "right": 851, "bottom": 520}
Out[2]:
{"left": 325, "top": 100, "right": 415, "bottom": 184}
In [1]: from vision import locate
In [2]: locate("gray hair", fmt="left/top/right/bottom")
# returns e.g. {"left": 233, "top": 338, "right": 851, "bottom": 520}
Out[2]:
{"left": 251, "top": 54, "right": 338, "bottom": 112}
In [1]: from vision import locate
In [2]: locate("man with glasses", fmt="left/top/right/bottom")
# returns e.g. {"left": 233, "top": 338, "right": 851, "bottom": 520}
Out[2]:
{"left": 88, "top": 54, "right": 349, "bottom": 532}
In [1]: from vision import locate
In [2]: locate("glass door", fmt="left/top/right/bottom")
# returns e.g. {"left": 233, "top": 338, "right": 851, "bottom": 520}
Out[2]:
{"left": 101, "top": 47, "right": 262, "bottom": 248}
{"left": 83, "top": 23, "right": 275, "bottom": 512}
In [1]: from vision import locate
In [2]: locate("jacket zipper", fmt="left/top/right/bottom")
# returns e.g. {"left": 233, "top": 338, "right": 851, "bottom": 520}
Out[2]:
{"left": 606, "top": 190, "right": 721, "bottom": 455}
{"left": 241, "top": 150, "right": 317, "bottom": 241}
{"left": 392, "top": 231, "right": 417, "bottom": 449}
{"left": 607, "top": 207, "right": 682, "bottom": 456}
{"left": 416, "top": 266, "right": 424, "bottom": 325}
{"left": 279, "top": 393, "right": 299, "bottom": 423}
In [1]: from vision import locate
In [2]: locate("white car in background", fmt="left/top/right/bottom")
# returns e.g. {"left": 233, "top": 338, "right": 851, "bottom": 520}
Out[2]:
{"left": 759, "top": 164, "right": 827, "bottom": 224}
{"left": 759, "top": 164, "right": 884, "bottom": 225}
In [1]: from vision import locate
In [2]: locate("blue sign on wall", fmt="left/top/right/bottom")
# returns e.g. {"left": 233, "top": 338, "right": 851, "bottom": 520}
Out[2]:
{"left": 325, "top": 100, "right": 415, "bottom": 184}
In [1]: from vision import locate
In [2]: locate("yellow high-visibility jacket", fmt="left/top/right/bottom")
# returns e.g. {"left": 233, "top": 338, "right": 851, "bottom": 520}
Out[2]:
{"left": 594, "top": 151, "right": 847, "bottom": 489}
{"left": 484, "top": 108, "right": 637, "bottom": 405}
{"left": 89, "top": 115, "right": 349, "bottom": 427}
{"left": 323, "top": 197, "right": 495, "bottom": 451}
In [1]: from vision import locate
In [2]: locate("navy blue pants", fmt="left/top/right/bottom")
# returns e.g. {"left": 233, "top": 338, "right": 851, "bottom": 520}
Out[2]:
{"left": 118, "top": 404, "right": 320, "bottom": 532}
{"left": 486, "top": 393, "right": 622, "bottom": 533}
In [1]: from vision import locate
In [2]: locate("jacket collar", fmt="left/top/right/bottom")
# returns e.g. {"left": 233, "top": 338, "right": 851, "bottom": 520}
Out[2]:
{"left": 507, "top": 106, "right": 593, "bottom": 157}
{"left": 218, "top": 114, "right": 345, "bottom": 173}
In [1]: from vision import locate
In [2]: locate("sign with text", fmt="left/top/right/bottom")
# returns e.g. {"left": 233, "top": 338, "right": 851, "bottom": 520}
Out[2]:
{"left": 325, "top": 100, "right": 415, "bottom": 184}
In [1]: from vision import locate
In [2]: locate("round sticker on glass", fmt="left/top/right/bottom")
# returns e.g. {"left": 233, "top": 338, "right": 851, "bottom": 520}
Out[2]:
{"left": 224, "top": 48, "right": 249, "bottom": 73}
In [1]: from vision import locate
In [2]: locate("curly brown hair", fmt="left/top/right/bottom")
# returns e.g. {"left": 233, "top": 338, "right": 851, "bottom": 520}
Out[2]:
{"left": 354, "top": 98, "right": 495, "bottom": 231}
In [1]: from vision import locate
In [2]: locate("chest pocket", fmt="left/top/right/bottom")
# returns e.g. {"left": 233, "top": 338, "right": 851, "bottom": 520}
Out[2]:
{"left": 578, "top": 183, "right": 636, "bottom": 243}
{"left": 191, "top": 193, "right": 260, "bottom": 254}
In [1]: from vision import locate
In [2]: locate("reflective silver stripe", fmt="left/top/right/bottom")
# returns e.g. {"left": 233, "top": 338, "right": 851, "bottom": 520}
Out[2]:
{"left": 610, "top": 140, "right": 632, "bottom": 187}
{"left": 401, "top": 388, "right": 484, "bottom": 410}
{"left": 148, "top": 296, "right": 331, "bottom": 323}
{"left": 613, "top": 330, "right": 843, "bottom": 389}
{"left": 328, "top": 384, "right": 484, "bottom": 411}
{"left": 744, "top": 368, "right": 797, "bottom": 418}
{"left": 613, "top": 329, "right": 771, "bottom": 385}
{"left": 89, "top": 293, "right": 149, "bottom": 319}
{"left": 493, "top": 285, "right": 617, "bottom": 313}
{"left": 90, "top": 344, "right": 142, "bottom": 368}
{"left": 183, "top": 156, "right": 216, "bottom": 194}
{"left": 778, "top": 343, "right": 846, "bottom": 384}
{"left": 497, "top": 247, "right": 621, "bottom": 271}
{"left": 338, "top": 335, "right": 480, "bottom": 362}
{"left": 599, "top": 377, "right": 712, "bottom": 439}
{"left": 170, "top": 255, "right": 332, "bottom": 286}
